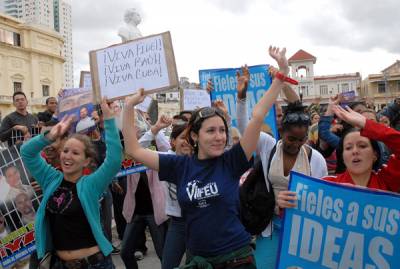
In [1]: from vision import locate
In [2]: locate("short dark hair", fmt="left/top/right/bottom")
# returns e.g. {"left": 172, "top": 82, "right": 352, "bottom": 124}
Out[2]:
{"left": 45, "top": 97, "right": 57, "bottom": 105}
{"left": 170, "top": 122, "right": 188, "bottom": 140}
{"left": 13, "top": 91, "right": 26, "bottom": 101}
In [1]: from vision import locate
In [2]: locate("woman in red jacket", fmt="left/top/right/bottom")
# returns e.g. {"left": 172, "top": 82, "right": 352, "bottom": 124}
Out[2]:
{"left": 278, "top": 105, "right": 400, "bottom": 208}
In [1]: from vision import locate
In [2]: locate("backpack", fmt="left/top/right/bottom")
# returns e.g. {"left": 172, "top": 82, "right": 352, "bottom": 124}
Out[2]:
{"left": 239, "top": 145, "right": 312, "bottom": 235}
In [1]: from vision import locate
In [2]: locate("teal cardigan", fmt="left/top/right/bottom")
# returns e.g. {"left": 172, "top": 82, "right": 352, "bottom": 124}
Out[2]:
{"left": 20, "top": 119, "right": 122, "bottom": 258}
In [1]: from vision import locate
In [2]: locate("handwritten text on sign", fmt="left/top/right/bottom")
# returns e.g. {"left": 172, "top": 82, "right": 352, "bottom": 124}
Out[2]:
{"left": 96, "top": 35, "right": 169, "bottom": 99}
{"left": 183, "top": 89, "right": 211, "bottom": 111}
{"left": 277, "top": 172, "right": 400, "bottom": 269}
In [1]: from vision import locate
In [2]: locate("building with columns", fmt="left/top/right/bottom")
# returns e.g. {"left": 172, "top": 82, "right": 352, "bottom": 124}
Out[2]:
{"left": 1, "top": 0, "right": 73, "bottom": 88}
{"left": 0, "top": 13, "right": 65, "bottom": 115}
{"left": 283, "top": 49, "right": 361, "bottom": 106}
{"left": 361, "top": 60, "right": 400, "bottom": 110}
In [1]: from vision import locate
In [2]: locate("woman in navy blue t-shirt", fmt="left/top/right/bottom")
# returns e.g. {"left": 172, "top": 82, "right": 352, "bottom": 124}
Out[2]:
{"left": 122, "top": 46, "right": 289, "bottom": 269}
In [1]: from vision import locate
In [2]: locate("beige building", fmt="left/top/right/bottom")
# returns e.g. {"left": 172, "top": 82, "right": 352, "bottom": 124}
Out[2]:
{"left": 361, "top": 60, "right": 400, "bottom": 110}
{"left": 0, "top": 13, "right": 64, "bottom": 117}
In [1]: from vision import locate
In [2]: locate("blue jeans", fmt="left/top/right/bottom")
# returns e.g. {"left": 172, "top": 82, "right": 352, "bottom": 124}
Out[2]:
{"left": 162, "top": 217, "right": 186, "bottom": 269}
{"left": 120, "top": 214, "right": 166, "bottom": 269}
{"left": 254, "top": 218, "right": 281, "bottom": 269}
{"left": 52, "top": 255, "right": 114, "bottom": 269}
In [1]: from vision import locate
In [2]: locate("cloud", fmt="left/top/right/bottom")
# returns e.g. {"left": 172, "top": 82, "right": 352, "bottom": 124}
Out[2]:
{"left": 300, "top": 0, "right": 400, "bottom": 53}
{"left": 203, "top": 0, "right": 256, "bottom": 14}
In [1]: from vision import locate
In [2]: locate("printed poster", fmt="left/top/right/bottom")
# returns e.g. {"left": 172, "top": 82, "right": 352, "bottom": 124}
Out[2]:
{"left": 0, "top": 146, "right": 40, "bottom": 268}
{"left": 57, "top": 88, "right": 97, "bottom": 135}
{"left": 199, "top": 64, "right": 278, "bottom": 138}
{"left": 277, "top": 172, "right": 400, "bottom": 269}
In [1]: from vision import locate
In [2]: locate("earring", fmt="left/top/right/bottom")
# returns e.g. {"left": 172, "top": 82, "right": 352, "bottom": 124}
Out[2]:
{"left": 194, "top": 141, "right": 198, "bottom": 148}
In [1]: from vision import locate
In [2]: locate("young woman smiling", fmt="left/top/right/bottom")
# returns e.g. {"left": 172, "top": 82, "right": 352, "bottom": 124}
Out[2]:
{"left": 122, "top": 46, "right": 289, "bottom": 269}
{"left": 20, "top": 98, "right": 122, "bottom": 269}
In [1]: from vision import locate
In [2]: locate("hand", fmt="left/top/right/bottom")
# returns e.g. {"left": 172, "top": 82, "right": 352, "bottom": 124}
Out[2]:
{"left": 325, "top": 94, "right": 343, "bottom": 116}
{"left": 100, "top": 97, "right": 114, "bottom": 120}
{"left": 206, "top": 79, "right": 214, "bottom": 94}
{"left": 277, "top": 190, "right": 297, "bottom": 209}
{"left": 268, "top": 46, "right": 289, "bottom": 75}
{"left": 236, "top": 65, "right": 250, "bottom": 100}
{"left": 13, "top": 125, "right": 29, "bottom": 134}
{"left": 112, "top": 181, "right": 124, "bottom": 195}
{"left": 125, "top": 88, "right": 145, "bottom": 107}
{"left": 156, "top": 115, "right": 172, "bottom": 130}
{"left": 23, "top": 131, "right": 31, "bottom": 141}
{"left": 47, "top": 115, "right": 74, "bottom": 141}
{"left": 212, "top": 100, "right": 228, "bottom": 117}
{"left": 332, "top": 105, "right": 366, "bottom": 129}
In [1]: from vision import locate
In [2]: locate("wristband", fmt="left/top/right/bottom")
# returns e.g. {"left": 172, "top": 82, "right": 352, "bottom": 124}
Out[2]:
{"left": 275, "top": 72, "right": 299, "bottom": 85}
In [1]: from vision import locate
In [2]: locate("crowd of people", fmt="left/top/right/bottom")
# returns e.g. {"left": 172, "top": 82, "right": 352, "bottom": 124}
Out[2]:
{"left": 0, "top": 45, "right": 400, "bottom": 269}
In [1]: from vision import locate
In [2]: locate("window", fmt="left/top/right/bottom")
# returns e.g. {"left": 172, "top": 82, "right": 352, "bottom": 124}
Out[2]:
{"left": 42, "top": 85, "right": 49, "bottom": 96}
{"left": 397, "top": 81, "right": 400, "bottom": 91}
{"left": 378, "top": 82, "right": 386, "bottom": 93}
{"left": 341, "top": 83, "right": 349, "bottom": 92}
{"left": 13, "top": 82, "right": 22, "bottom": 92}
{"left": 320, "top": 85, "right": 328, "bottom": 95}
{"left": 0, "top": 29, "right": 21, "bottom": 47}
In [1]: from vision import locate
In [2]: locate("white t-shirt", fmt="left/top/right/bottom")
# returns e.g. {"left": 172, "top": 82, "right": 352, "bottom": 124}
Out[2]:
{"left": 75, "top": 117, "right": 95, "bottom": 133}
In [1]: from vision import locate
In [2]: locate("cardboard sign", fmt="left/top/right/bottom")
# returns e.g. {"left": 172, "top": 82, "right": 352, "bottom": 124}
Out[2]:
{"left": 277, "top": 172, "right": 400, "bottom": 269}
{"left": 199, "top": 65, "right": 278, "bottom": 138}
{"left": 0, "top": 146, "right": 40, "bottom": 268}
{"left": 89, "top": 31, "right": 179, "bottom": 103}
{"left": 183, "top": 89, "right": 211, "bottom": 111}
{"left": 79, "top": 71, "right": 92, "bottom": 89}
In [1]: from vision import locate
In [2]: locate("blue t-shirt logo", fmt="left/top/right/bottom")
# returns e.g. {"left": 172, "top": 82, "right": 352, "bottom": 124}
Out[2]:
{"left": 186, "top": 180, "right": 219, "bottom": 208}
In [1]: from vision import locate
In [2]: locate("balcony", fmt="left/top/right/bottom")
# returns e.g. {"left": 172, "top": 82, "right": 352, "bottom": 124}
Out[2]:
{"left": 0, "top": 95, "right": 13, "bottom": 104}
{"left": 30, "top": 97, "right": 47, "bottom": 105}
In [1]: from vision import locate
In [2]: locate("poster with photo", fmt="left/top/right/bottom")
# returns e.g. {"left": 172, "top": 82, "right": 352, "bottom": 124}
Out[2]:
{"left": 58, "top": 88, "right": 98, "bottom": 135}
{"left": 0, "top": 146, "right": 41, "bottom": 268}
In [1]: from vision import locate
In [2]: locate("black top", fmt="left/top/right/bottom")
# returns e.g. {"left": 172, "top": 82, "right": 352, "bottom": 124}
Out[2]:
{"left": 46, "top": 180, "right": 97, "bottom": 250}
{"left": 0, "top": 111, "right": 38, "bottom": 145}
{"left": 134, "top": 172, "right": 153, "bottom": 215}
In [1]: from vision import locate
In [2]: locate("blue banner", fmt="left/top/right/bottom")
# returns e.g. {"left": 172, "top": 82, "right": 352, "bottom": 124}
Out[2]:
{"left": 199, "top": 65, "right": 278, "bottom": 138}
{"left": 277, "top": 172, "right": 400, "bottom": 269}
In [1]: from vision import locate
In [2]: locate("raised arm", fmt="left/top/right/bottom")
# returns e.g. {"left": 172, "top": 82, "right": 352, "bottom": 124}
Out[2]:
{"left": 318, "top": 95, "right": 342, "bottom": 148}
{"left": 269, "top": 66, "right": 299, "bottom": 103}
{"left": 20, "top": 115, "right": 73, "bottom": 189}
{"left": 240, "top": 46, "right": 287, "bottom": 160}
{"left": 122, "top": 89, "right": 160, "bottom": 171}
{"left": 86, "top": 99, "right": 123, "bottom": 193}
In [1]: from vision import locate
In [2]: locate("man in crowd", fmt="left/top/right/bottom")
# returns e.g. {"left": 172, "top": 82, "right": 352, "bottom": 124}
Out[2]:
{"left": 37, "top": 96, "right": 58, "bottom": 126}
{"left": 0, "top": 92, "right": 38, "bottom": 145}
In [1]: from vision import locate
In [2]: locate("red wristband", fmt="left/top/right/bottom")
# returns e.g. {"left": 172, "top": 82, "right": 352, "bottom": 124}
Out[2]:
{"left": 275, "top": 72, "right": 298, "bottom": 85}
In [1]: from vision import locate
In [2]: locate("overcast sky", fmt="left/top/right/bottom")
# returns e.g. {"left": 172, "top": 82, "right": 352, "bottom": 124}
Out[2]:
{"left": 70, "top": 0, "right": 400, "bottom": 86}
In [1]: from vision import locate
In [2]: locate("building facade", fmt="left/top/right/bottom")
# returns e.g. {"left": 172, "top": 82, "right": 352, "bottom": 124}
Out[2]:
{"left": 1, "top": 0, "right": 73, "bottom": 88}
{"left": 0, "top": 13, "right": 65, "bottom": 115}
{"left": 283, "top": 49, "right": 362, "bottom": 106}
{"left": 361, "top": 60, "right": 400, "bottom": 110}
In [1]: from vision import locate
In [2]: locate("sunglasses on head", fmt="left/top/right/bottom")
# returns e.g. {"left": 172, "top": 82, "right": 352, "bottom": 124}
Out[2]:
{"left": 194, "top": 107, "right": 224, "bottom": 124}
{"left": 283, "top": 113, "right": 310, "bottom": 125}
